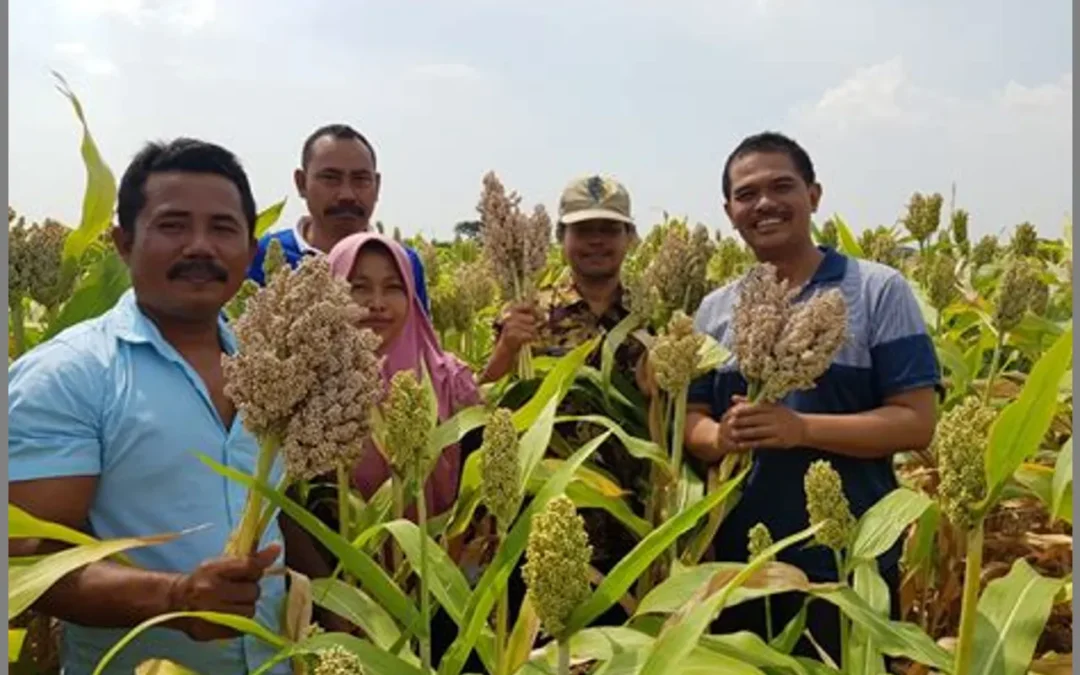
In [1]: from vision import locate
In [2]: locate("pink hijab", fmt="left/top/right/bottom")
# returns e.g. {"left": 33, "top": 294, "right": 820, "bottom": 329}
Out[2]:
{"left": 327, "top": 233, "right": 481, "bottom": 518}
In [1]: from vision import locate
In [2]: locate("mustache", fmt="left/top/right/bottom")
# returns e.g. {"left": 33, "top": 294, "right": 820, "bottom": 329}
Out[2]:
{"left": 167, "top": 258, "right": 228, "bottom": 282}
{"left": 325, "top": 203, "right": 367, "bottom": 218}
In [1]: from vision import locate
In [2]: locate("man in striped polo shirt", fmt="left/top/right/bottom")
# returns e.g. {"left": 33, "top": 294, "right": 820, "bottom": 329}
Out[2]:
{"left": 248, "top": 124, "right": 430, "bottom": 312}
{"left": 684, "top": 132, "right": 940, "bottom": 660}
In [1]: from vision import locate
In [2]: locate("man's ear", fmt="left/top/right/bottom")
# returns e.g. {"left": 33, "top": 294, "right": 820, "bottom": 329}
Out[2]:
{"left": 294, "top": 168, "right": 307, "bottom": 199}
{"left": 111, "top": 224, "right": 133, "bottom": 264}
{"left": 373, "top": 172, "right": 382, "bottom": 200}
{"left": 808, "top": 183, "right": 823, "bottom": 213}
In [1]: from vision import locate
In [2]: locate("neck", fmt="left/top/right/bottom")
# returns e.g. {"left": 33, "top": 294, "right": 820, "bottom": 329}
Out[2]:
{"left": 138, "top": 303, "right": 222, "bottom": 352}
{"left": 302, "top": 216, "right": 364, "bottom": 254}
{"left": 572, "top": 273, "right": 622, "bottom": 314}
{"left": 760, "top": 243, "right": 824, "bottom": 289}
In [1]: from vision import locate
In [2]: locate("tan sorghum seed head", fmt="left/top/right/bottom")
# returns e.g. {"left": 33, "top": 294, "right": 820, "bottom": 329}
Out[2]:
{"left": 732, "top": 263, "right": 799, "bottom": 384}
{"left": 26, "top": 219, "right": 74, "bottom": 309}
{"left": 926, "top": 252, "right": 960, "bottom": 312}
{"left": 312, "top": 645, "right": 365, "bottom": 675}
{"left": 650, "top": 310, "right": 705, "bottom": 393}
{"left": 223, "top": 256, "right": 383, "bottom": 480}
{"left": 993, "top": 256, "right": 1039, "bottom": 332}
{"left": 805, "top": 459, "right": 856, "bottom": 552}
{"left": 477, "top": 171, "right": 547, "bottom": 301}
{"left": 523, "top": 495, "right": 593, "bottom": 639}
{"left": 747, "top": 522, "right": 774, "bottom": 559}
{"left": 933, "top": 396, "right": 995, "bottom": 531}
{"left": 382, "top": 368, "right": 436, "bottom": 480}
{"left": 1011, "top": 222, "right": 1038, "bottom": 258}
{"left": 480, "top": 408, "right": 522, "bottom": 532}
{"left": 758, "top": 288, "right": 847, "bottom": 403}
{"left": 639, "top": 220, "right": 716, "bottom": 327}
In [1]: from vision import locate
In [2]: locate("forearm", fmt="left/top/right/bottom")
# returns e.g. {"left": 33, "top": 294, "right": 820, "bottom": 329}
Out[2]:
{"left": 684, "top": 409, "right": 728, "bottom": 463}
{"left": 801, "top": 406, "right": 934, "bottom": 459}
{"left": 479, "top": 343, "right": 517, "bottom": 384}
{"left": 33, "top": 559, "right": 182, "bottom": 630}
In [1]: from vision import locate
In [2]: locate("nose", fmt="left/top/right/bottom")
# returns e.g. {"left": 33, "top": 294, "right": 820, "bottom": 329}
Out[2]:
{"left": 181, "top": 226, "right": 215, "bottom": 257}
{"left": 336, "top": 184, "right": 360, "bottom": 202}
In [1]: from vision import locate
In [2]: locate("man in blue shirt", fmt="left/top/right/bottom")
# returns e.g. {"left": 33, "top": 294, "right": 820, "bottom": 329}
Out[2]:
{"left": 8, "top": 139, "right": 318, "bottom": 674}
{"left": 248, "top": 123, "right": 430, "bottom": 312}
{"left": 684, "top": 132, "right": 940, "bottom": 661}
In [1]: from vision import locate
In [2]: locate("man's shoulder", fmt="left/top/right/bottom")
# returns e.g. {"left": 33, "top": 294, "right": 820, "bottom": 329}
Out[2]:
{"left": 841, "top": 256, "right": 915, "bottom": 307}
{"left": 10, "top": 322, "right": 114, "bottom": 397}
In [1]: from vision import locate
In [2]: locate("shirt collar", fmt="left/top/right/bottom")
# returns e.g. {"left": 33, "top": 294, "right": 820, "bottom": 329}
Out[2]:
{"left": 111, "top": 289, "right": 239, "bottom": 355}
{"left": 292, "top": 216, "right": 319, "bottom": 255}
{"left": 809, "top": 246, "right": 848, "bottom": 285}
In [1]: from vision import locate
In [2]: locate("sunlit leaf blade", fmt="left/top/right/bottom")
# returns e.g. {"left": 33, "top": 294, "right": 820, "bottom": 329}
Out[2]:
{"left": 1050, "top": 437, "right": 1072, "bottom": 520}
{"left": 134, "top": 659, "right": 202, "bottom": 674}
{"left": 9, "top": 629, "right": 27, "bottom": 663}
{"left": 970, "top": 559, "right": 1066, "bottom": 675}
{"left": 253, "top": 198, "right": 287, "bottom": 238}
{"left": 44, "top": 251, "right": 131, "bottom": 340}
{"left": 310, "top": 578, "right": 402, "bottom": 651}
{"left": 251, "top": 632, "right": 426, "bottom": 675}
{"left": 830, "top": 214, "right": 864, "bottom": 258}
{"left": 848, "top": 487, "right": 932, "bottom": 566}
{"left": 848, "top": 563, "right": 889, "bottom": 675}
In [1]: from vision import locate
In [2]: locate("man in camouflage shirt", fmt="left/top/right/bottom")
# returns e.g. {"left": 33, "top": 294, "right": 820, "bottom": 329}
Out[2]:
{"left": 481, "top": 175, "right": 651, "bottom": 621}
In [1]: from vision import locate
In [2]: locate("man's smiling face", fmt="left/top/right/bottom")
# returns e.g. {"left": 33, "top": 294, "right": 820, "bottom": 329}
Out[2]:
{"left": 724, "top": 150, "right": 821, "bottom": 258}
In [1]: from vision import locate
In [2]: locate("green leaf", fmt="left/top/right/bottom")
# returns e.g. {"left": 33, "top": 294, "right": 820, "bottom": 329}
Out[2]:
{"left": 194, "top": 453, "right": 424, "bottom": 638}
{"left": 1013, "top": 464, "right": 1072, "bottom": 524}
{"left": 970, "top": 559, "right": 1066, "bottom": 675}
{"left": 564, "top": 467, "right": 748, "bottom": 634}
{"left": 701, "top": 631, "right": 811, "bottom": 675}
{"left": 1051, "top": 437, "right": 1072, "bottom": 520}
{"left": 848, "top": 488, "right": 932, "bottom": 567}
{"left": 9, "top": 503, "right": 112, "bottom": 551}
{"left": 52, "top": 72, "right": 118, "bottom": 276}
{"left": 555, "top": 414, "right": 670, "bottom": 476}
{"left": 91, "top": 611, "right": 286, "bottom": 675}
{"left": 848, "top": 563, "right": 889, "bottom": 675}
{"left": 10, "top": 528, "right": 189, "bottom": 620}
{"left": 984, "top": 327, "right": 1073, "bottom": 505}
{"left": 253, "top": 198, "right": 287, "bottom": 238}
{"left": 808, "top": 586, "right": 951, "bottom": 671}
{"left": 511, "top": 336, "right": 600, "bottom": 430}
{"left": 830, "top": 214, "right": 865, "bottom": 258}
{"left": 310, "top": 578, "right": 402, "bottom": 651}
{"left": 252, "top": 632, "right": 426, "bottom": 675}
{"left": 9, "top": 629, "right": 27, "bottom": 663}
{"left": 600, "top": 313, "right": 643, "bottom": 399}
{"left": 503, "top": 594, "right": 541, "bottom": 675}
{"left": 44, "top": 250, "right": 131, "bottom": 340}
{"left": 437, "top": 431, "right": 612, "bottom": 675}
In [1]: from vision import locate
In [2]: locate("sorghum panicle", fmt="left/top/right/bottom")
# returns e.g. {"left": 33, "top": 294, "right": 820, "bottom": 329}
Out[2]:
{"left": 993, "top": 257, "right": 1039, "bottom": 332}
{"left": 758, "top": 288, "right": 847, "bottom": 403}
{"left": 903, "top": 192, "right": 944, "bottom": 244}
{"left": 951, "top": 209, "right": 970, "bottom": 252}
{"left": 804, "top": 459, "right": 856, "bottom": 552}
{"left": 263, "top": 237, "right": 288, "bottom": 282}
{"left": 523, "top": 495, "right": 593, "bottom": 638}
{"left": 650, "top": 311, "right": 705, "bottom": 393}
{"left": 926, "top": 252, "right": 960, "bottom": 312}
{"left": 748, "top": 522, "right": 774, "bottom": 559}
{"left": 1011, "top": 222, "right": 1038, "bottom": 257}
{"left": 933, "top": 396, "right": 996, "bottom": 531}
{"left": 480, "top": 408, "right": 522, "bottom": 532}
{"left": 312, "top": 645, "right": 365, "bottom": 675}
{"left": 732, "top": 263, "right": 798, "bottom": 383}
{"left": 819, "top": 219, "right": 840, "bottom": 248}
{"left": 383, "top": 369, "right": 436, "bottom": 479}
{"left": 971, "top": 235, "right": 999, "bottom": 269}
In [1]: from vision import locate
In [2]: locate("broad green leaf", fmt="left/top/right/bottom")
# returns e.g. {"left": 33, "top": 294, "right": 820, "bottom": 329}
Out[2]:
{"left": 1051, "top": 437, "right": 1072, "bottom": 520}
{"left": 52, "top": 71, "right": 118, "bottom": 277}
{"left": 1013, "top": 464, "right": 1072, "bottom": 524}
{"left": 900, "top": 502, "right": 941, "bottom": 575}
{"left": 10, "top": 528, "right": 188, "bottom": 620}
{"left": 984, "top": 327, "right": 1073, "bottom": 505}
{"left": 44, "top": 250, "right": 131, "bottom": 340}
{"left": 91, "top": 611, "right": 287, "bottom": 675}
{"left": 600, "top": 313, "right": 644, "bottom": 398}
{"left": 848, "top": 488, "right": 932, "bottom": 566}
{"left": 830, "top": 214, "right": 864, "bottom": 258}
{"left": 770, "top": 601, "right": 808, "bottom": 655}
{"left": 194, "top": 453, "right": 424, "bottom": 638}
{"left": 512, "top": 337, "right": 600, "bottom": 430}
{"left": 518, "top": 394, "right": 562, "bottom": 485}
{"left": 701, "top": 631, "right": 811, "bottom": 675}
{"left": 556, "top": 414, "right": 670, "bottom": 476}
{"left": 970, "top": 559, "right": 1065, "bottom": 675}
{"left": 563, "top": 467, "right": 748, "bottom": 634}
{"left": 8, "top": 504, "right": 138, "bottom": 566}
{"left": 503, "top": 594, "right": 541, "bottom": 675}
{"left": 635, "top": 525, "right": 822, "bottom": 675}
{"left": 808, "top": 586, "right": 951, "bottom": 671}
{"left": 251, "top": 632, "right": 426, "bottom": 675}
{"left": 310, "top": 578, "right": 402, "bottom": 651}
{"left": 848, "top": 563, "right": 889, "bottom": 675}
{"left": 437, "top": 431, "right": 611, "bottom": 675}
{"left": 253, "top": 198, "right": 287, "bottom": 238}
{"left": 526, "top": 626, "right": 653, "bottom": 670}
{"left": 428, "top": 405, "right": 488, "bottom": 463}
{"left": 558, "top": 476, "right": 651, "bottom": 540}
{"left": 9, "top": 629, "right": 26, "bottom": 663}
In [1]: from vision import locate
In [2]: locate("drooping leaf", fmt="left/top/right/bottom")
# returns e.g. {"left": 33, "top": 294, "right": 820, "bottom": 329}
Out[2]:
{"left": 253, "top": 198, "right": 287, "bottom": 238}
{"left": 1051, "top": 437, "right": 1072, "bottom": 520}
{"left": 848, "top": 488, "right": 932, "bottom": 567}
{"left": 310, "top": 578, "right": 403, "bottom": 651}
{"left": 848, "top": 563, "right": 889, "bottom": 675}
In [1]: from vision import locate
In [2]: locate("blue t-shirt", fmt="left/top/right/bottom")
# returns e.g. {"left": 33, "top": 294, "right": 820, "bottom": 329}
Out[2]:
{"left": 248, "top": 221, "right": 431, "bottom": 314}
{"left": 689, "top": 247, "right": 941, "bottom": 580}
{"left": 8, "top": 290, "right": 288, "bottom": 675}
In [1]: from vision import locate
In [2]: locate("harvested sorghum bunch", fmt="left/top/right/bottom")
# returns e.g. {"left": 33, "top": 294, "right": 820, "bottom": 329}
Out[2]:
{"left": 523, "top": 495, "right": 593, "bottom": 638}
{"left": 756, "top": 287, "right": 847, "bottom": 404}
{"left": 223, "top": 256, "right": 383, "bottom": 481}
{"left": 933, "top": 397, "right": 996, "bottom": 531}
{"left": 649, "top": 311, "right": 705, "bottom": 394}
{"left": 479, "top": 408, "right": 522, "bottom": 533}
{"left": 804, "top": 459, "right": 856, "bottom": 552}
{"left": 477, "top": 171, "right": 550, "bottom": 301}
{"left": 731, "top": 263, "right": 798, "bottom": 386}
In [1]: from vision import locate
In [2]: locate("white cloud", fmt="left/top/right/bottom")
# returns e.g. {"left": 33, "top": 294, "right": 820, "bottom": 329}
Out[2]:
{"left": 408, "top": 63, "right": 484, "bottom": 81}
{"left": 792, "top": 57, "right": 919, "bottom": 131}
{"left": 1000, "top": 73, "right": 1072, "bottom": 109}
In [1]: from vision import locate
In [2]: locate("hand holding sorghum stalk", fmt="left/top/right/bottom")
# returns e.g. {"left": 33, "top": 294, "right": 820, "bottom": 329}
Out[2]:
{"left": 804, "top": 459, "right": 856, "bottom": 671}
{"left": 222, "top": 256, "right": 382, "bottom": 558}
{"left": 747, "top": 523, "right": 775, "bottom": 641}
{"left": 381, "top": 368, "right": 437, "bottom": 671}
{"left": 477, "top": 172, "right": 551, "bottom": 379}
{"left": 932, "top": 396, "right": 996, "bottom": 675}
{"left": 523, "top": 496, "right": 593, "bottom": 675}
{"left": 479, "top": 407, "right": 523, "bottom": 675}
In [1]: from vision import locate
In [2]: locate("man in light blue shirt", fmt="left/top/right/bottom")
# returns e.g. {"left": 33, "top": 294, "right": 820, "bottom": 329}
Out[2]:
{"left": 9, "top": 139, "right": 298, "bottom": 674}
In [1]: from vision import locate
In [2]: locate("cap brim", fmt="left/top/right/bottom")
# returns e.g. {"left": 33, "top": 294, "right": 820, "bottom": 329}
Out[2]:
{"left": 560, "top": 208, "right": 635, "bottom": 227}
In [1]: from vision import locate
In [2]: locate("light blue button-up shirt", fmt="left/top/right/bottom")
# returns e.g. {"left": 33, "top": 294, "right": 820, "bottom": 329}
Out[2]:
{"left": 8, "top": 290, "right": 289, "bottom": 675}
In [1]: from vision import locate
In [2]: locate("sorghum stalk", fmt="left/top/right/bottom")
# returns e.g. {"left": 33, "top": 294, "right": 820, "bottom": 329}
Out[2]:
{"left": 747, "top": 523, "right": 775, "bottom": 641}
{"left": 557, "top": 641, "right": 571, "bottom": 675}
{"left": 954, "top": 524, "right": 984, "bottom": 675}
{"left": 226, "top": 435, "right": 280, "bottom": 556}
{"left": 417, "top": 484, "right": 432, "bottom": 671}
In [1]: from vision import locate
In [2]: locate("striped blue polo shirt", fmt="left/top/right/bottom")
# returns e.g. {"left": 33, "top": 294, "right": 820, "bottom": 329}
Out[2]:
{"left": 689, "top": 246, "right": 941, "bottom": 579}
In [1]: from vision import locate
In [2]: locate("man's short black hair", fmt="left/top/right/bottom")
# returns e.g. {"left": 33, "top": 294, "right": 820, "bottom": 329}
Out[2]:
{"left": 301, "top": 123, "right": 378, "bottom": 170}
{"left": 721, "top": 131, "right": 816, "bottom": 200}
{"left": 116, "top": 138, "right": 258, "bottom": 235}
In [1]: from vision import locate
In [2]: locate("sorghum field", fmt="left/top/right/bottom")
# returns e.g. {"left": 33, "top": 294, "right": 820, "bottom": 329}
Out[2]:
{"left": 8, "top": 77, "right": 1073, "bottom": 675}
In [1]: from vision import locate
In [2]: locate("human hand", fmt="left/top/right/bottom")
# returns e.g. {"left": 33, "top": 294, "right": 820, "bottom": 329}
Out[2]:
{"left": 727, "top": 396, "right": 807, "bottom": 450}
{"left": 169, "top": 544, "right": 282, "bottom": 642}
{"left": 496, "top": 302, "right": 541, "bottom": 354}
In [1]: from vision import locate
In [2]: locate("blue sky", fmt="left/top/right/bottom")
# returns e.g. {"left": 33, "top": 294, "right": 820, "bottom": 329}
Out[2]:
{"left": 9, "top": 0, "right": 1073, "bottom": 242}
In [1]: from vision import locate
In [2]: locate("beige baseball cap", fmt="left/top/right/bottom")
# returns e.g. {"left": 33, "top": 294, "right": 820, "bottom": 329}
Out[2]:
{"left": 557, "top": 175, "right": 635, "bottom": 227}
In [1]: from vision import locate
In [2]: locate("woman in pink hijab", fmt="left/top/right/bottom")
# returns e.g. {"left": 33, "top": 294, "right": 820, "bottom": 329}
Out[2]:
{"left": 326, "top": 232, "right": 482, "bottom": 519}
